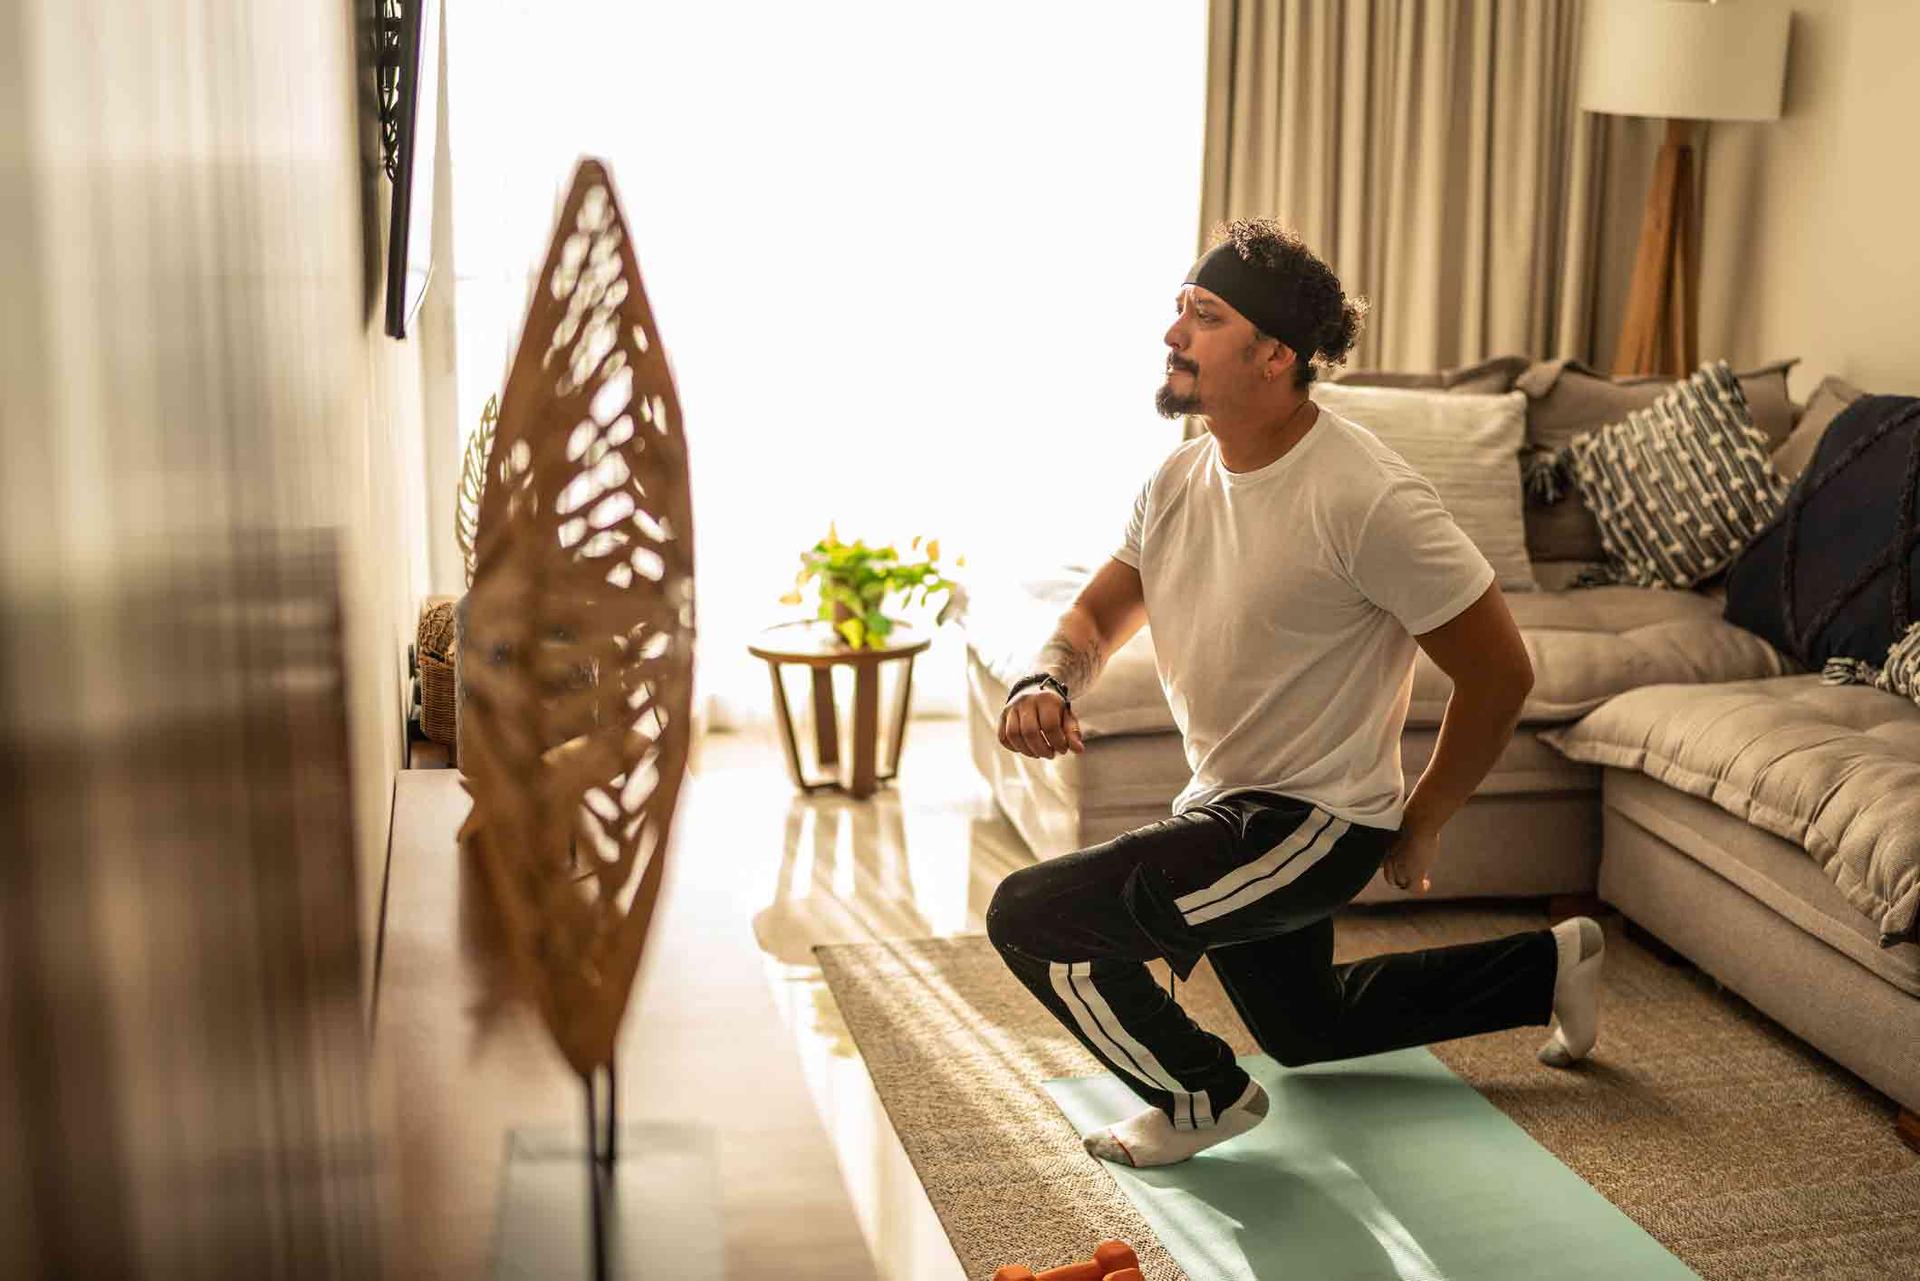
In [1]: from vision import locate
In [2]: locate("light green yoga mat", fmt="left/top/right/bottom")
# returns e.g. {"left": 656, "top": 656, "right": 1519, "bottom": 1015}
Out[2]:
{"left": 1044, "top": 1051, "right": 1698, "bottom": 1281}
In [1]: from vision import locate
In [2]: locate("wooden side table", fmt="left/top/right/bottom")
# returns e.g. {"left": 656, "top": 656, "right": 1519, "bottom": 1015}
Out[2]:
{"left": 747, "top": 621, "right": 931, "bottom": 800}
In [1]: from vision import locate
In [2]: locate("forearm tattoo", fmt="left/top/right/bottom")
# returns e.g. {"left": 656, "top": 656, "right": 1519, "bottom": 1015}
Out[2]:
{"left": 1036, "top": 630, "right": 1106, "bottom": 701}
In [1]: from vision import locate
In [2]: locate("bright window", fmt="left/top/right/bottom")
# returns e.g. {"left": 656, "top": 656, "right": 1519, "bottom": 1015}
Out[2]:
{"left": 447, "top": 2, "right": 1207, "bottom": 727}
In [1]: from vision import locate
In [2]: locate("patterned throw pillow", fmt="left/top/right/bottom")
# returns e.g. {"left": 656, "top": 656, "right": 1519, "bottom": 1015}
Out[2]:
{"left": 1562, "top": 361, "right": 1791, "bottom": 588}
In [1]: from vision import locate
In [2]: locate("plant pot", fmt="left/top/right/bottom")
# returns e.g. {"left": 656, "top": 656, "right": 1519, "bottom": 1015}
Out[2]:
{"left": 829, "top": 600, "right": 865, "bottom": 648}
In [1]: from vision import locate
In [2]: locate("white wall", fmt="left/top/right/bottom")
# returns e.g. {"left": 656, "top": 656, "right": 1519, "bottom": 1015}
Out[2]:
{"left": 1696, "top": 0, "right": 1920, "bottom": 397}
{"left": 1, "top": 1, "right": 421, "bottom": 1267}
{"left": 2, "top": 0, "right": 432, "bottom": 1000}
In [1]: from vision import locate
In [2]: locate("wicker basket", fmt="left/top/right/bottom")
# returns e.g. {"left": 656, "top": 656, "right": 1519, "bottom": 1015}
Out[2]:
{"left": 417, "top": 597, "right": 460, "bottom": 750}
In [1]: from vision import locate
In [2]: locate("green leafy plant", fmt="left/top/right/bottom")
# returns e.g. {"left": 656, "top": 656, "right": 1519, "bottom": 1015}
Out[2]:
{"left": 780, "top": 525, "right": 965, "bottom": 650}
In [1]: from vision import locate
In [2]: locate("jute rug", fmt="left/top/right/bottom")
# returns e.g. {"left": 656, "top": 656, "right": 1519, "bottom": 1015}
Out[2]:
{"left": 815, "top": 903, "right": 1920, "bottom": 1281}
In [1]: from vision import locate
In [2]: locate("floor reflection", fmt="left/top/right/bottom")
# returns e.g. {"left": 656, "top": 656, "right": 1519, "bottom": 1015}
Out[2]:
{"left": 744, "top": 721, "right": 1035, "bottom": 1281}
{"left": 752, "top": 795, "right": 932, "bottom": 964}
{"left": 752, "top": 789, "right": 1031, "bottom": 966}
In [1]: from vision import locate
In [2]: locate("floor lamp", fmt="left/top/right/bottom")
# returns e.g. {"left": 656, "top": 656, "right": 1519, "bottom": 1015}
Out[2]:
{"left": 1578, "top": 0, "right": 1790, "bottom": 378}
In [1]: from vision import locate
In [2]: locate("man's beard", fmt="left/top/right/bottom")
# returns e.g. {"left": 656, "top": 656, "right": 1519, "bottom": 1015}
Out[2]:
{"left": 1155, "top": 383, "right": 1201, "bottom": 418}
{"left": 1155, "top": 366, "right": 1202, "bottom": 419}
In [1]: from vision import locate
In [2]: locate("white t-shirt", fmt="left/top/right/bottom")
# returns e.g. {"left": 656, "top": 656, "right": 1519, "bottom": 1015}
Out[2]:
{"left": 1114, "top": 409, "right": 1495, "bottom": 830}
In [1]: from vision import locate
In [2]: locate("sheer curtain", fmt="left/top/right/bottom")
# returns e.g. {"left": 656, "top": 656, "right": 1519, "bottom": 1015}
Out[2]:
{"left": 445, "top": 3, "right": 1208, "bottom": 731}
{"left": 1200, "top": 0, "right": 1654, "bottom": 372}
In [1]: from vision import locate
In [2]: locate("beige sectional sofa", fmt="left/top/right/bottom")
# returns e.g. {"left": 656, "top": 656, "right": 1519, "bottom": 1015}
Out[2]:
{"left": 962, "top": 359, "right": 1920, "bottom": 1123}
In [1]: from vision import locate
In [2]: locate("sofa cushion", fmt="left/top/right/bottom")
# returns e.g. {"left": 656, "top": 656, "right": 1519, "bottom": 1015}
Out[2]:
{"left": 958, "top": 568, "right": 1172, "bottom": 738}
{"left": 964, "top": 570, "right": 1791, "bottom": 739}
{"left": 1309, "top": 384, "right": 1536, "bottom": 591}
{"left": 1770, "top": 376, "right": 1864, "bottom": 482}
{"left": 1517, "top": 357, "right": 1798, "bottom": 563}
{"left": 1603, "top": 768, "right": 1920, "bottom": 998}
{"left": 1724, "top": 396, "right": 1920, "bottom": 671}
{"left": 1559, "top": 361, "right": 1790, "bottom": 589}
{"left": 1412, "top": 583, "right": 1791, "bottom": 725}
{"left": 1335, "top": 354, "right": 1529, "bottom": 394}
{"left": 1402, "top": 724, "right": 1598, "bottom": 795}
{"left": 1539, "top": 674, "right": 1920, "bottom": 946}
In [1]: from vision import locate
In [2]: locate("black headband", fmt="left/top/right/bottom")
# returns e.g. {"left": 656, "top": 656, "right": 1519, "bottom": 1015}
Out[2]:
{"left": 1183, "top": 243, "right": 1317, "bottom": 360}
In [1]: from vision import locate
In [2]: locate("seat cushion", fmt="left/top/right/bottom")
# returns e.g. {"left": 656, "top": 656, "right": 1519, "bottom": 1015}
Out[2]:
{"left": 1540, "top": 674, "right": 1920, "bottom": 946}
{"left": 1410, "top": 584, "right": 1793, "bottom": 726}
{"left": 968, "top": 647, "right": 1598, "bottom": 809}
{"left": 959, "top": 568, "right": 1170, "bottom": 738}
{"left": 964, "top": 571, "right": 1792, "bottom": 738}
{"left": 1603, "top": 768, "right": 1920, "bottom": 997}
{"left": 1402, "top": 725, "right": 1597, "bottom": 796}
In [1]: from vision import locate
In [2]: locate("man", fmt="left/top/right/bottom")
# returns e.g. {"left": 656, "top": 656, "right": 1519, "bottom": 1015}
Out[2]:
{"left": 986, "top": 220, "right": 1604, "bottom": 1169}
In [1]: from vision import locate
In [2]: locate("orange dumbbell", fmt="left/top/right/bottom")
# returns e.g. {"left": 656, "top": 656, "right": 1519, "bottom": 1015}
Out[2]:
{"left": 991, "top": 1239, "right": 1141, "bottom": 1281}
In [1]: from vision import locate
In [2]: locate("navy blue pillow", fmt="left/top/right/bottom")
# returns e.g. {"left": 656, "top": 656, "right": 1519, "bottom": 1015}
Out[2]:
{"left": 1724, "top": 396, "right": 1920, "bottom": 669}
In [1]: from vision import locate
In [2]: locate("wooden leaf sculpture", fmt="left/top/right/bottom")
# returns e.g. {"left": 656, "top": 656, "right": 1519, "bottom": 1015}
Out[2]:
{"left": 454, "top": 393, "right": 499, "bottom": 587}
{"left": 457, "top": 158, "right": 695, "bottom": 1076}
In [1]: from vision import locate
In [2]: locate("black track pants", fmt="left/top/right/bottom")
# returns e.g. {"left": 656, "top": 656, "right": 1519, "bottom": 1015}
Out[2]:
{"left": 986, "top": 790, "right": 1558, "bottom": 1130}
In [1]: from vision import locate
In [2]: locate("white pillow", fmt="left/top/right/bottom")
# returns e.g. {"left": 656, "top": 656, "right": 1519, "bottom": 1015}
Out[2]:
{"left": 1309, "top": 383, "right": 1536, "bottom": 592}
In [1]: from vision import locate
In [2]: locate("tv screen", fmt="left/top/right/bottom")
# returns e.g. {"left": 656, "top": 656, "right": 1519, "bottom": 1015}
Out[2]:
{"left": 385, "top": 0, "right": 440, "bottom": 339}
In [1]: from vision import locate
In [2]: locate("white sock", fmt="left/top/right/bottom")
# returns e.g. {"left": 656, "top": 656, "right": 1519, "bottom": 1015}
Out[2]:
{"left": 1538, "top": 916, "right": 1604, "bottom": 1067}
{"left": 1083, "top": 1079, "right": 1268, "bottom": 1168}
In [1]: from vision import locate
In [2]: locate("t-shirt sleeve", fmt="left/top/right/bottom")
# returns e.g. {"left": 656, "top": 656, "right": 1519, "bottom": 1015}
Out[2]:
{"left": 1348, "top": 477, "right": 1496, "bottom": 635}
{"left": 1113, "top": 476, "right": 1151, "bottom": 568}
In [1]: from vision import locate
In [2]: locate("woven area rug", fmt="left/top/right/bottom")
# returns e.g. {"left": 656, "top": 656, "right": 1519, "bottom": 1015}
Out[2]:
{"left": 815, "top": 903, "right": 1920, "bottom": 1281}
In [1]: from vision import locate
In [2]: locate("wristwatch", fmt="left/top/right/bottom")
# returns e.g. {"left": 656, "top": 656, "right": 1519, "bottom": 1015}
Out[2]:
{"left": 1005, "top": 672, "right": 1072, "bottom": 707}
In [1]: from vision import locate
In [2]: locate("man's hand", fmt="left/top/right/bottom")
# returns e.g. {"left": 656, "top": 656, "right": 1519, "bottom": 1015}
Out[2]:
{"left": 998, "top": 689, "right": 1085, "bottom": 759}
{"left": 1382, "top": 823, "right": 1441, "bottom": 894}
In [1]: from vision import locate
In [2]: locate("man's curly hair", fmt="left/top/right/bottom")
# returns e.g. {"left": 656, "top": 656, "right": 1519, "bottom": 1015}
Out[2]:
{"left": 1213, "top": 219, "right": 1368, "bottom": 388}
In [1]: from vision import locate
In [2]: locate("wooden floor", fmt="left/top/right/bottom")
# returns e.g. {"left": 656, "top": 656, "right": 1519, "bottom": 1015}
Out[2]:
{"left": 373, "top": 716, "right": 1026, "bottom": 1280}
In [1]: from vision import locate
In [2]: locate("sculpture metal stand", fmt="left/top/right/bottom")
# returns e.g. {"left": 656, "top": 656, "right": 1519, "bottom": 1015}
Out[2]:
{"left": 459, "top": 157, "right": 696, "bottom": 1281}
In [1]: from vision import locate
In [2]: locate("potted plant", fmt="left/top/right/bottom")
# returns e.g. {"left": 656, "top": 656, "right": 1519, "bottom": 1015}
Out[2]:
{"left": 780, "top": 525, "right": 966, "bottom": 650}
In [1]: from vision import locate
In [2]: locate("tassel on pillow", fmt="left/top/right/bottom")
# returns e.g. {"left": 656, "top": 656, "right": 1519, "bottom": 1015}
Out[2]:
{"left": 1522, "top": 444, "right": 1575, "bottom": 507}
{"left": 1821, "top": 621, "right": 1920, "bottom": 708}
{"left": 1822, "top": 656, "right": 1882, "bottom": 687}
{"left": 1569, "top": 563, "right": 1622, "bottom": 589}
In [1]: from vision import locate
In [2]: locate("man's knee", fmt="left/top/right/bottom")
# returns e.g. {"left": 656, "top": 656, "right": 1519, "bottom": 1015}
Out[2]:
{"left": 985, "top": 865, "right": 1045, "bottom": 952}
{"left": 1254, "top": 1032, "right": 1322, "bottom": 1069}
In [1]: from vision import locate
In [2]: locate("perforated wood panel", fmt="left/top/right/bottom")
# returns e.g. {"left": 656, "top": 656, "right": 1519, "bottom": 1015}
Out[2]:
{"left": 459, "top": 158, "right": 696, "bottom": 1075}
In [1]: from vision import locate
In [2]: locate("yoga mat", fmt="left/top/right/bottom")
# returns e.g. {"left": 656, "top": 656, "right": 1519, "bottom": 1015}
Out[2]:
{"left": 1045, "top": 1051, "right": 1700, "bottom": 1281}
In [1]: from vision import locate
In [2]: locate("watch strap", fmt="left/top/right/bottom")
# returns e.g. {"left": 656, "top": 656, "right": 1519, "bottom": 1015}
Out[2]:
{"left": 1005, "top": 672, "right": 1072, "bottom": 707}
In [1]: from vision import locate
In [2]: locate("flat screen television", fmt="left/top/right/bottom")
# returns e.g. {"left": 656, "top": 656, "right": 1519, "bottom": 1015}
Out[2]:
{"left": 385, "top": 0, "right": 440, "bottom": 339}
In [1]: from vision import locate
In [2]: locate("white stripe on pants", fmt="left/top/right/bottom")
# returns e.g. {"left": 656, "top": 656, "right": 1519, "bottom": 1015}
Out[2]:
{"left": 1049, "top": 961, "right": 1215, "bottom": 1130}
{"left": 1176, "top": 808, "right": 1351, "bottom": 927}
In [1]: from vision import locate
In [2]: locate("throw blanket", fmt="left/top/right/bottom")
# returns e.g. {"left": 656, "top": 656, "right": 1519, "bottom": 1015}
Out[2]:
{"left": 1725, "top": 396, "right": 1920, "bottom": 668}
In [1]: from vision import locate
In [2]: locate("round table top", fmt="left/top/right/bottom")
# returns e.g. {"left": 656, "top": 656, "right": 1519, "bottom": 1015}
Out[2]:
{"left": 747, "top": 619, "right": 932, "bottom": 665}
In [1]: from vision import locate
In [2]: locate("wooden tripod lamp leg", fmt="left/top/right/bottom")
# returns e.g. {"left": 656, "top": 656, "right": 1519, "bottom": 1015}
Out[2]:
{"left": 1613, "top": 117, "right": 1699, "bottom": 378}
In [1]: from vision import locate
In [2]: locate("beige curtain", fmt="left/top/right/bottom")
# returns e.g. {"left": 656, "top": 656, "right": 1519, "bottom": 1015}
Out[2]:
{"left": 1200, "top": 0, "right": 1658, "bottom": 374}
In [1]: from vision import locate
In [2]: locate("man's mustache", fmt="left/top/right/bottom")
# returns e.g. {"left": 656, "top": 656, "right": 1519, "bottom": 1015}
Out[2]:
{"left": 1166, "top": 356, "right": 1198, "bottom": 375}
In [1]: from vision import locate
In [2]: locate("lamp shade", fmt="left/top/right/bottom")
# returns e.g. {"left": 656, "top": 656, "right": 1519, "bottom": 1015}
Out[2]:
{"left": 1579, "top": 0, "right": 1790, "bottom": 122}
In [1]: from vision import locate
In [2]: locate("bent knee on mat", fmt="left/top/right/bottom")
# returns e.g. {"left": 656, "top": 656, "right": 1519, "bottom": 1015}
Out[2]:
{"left": 985, "top": 868, "right": 1042, "bottom": 950}
{"left": 1255, "top": 1037, "right": 1325, "bottom": 1069}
